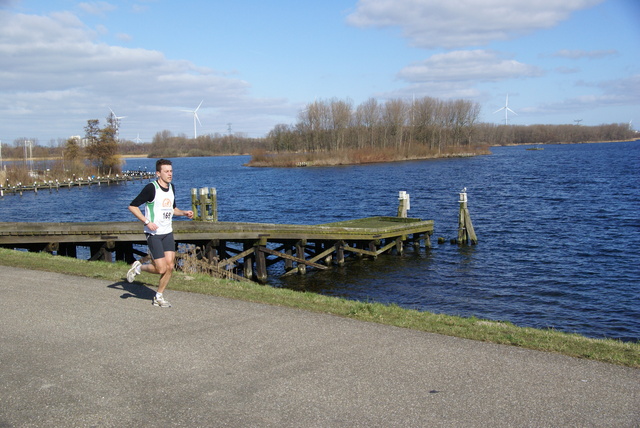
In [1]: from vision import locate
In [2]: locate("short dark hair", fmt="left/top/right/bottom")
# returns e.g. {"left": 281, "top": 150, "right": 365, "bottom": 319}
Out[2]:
{"left": 156, "top": 159, "right": 172, "bottom": 172}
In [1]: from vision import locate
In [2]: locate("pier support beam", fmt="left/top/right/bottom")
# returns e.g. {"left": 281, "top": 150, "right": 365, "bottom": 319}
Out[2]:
{"left": 296, "top": 240, "right": 307, "bottom": 275}
{"left": 243, "top": 242, "right": 254, "bottom": 279}
{"left": 254, "top": 245, "right": 267, "bottom": 283}
{"left": 335, "top": 241, "right": 345, "bottom": 265}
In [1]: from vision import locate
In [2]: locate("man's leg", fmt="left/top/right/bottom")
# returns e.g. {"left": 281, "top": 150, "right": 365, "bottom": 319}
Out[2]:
{"left": 156, "top": 251, "right": 175, "bottom": 294}
{"left": 140, "top": 251, "right": 175, "bottom": 293}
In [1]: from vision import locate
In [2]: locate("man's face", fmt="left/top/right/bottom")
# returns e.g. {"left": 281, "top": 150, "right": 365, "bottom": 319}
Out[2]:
{"left": 157, "top": 165, "right": 173, "bottom": 183}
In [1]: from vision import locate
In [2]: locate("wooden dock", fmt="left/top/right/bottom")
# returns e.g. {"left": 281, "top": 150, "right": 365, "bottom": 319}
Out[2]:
{"left": 0, "top": 170, "right": 154, "bottom": 196}
{"left": 0, "top": 217, "right": 434, "bottom": 283}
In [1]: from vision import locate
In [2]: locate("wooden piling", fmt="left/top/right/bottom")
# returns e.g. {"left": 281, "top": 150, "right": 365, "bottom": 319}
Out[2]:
{"left": 457, "top": 188, "right": 478, "bottom": 245}
{"left": 296, "top": 240, "right": 307, "bottom": 275}
{"left": 335, "top": 241, "right": 345, "bottom": 265}
{"left": 255, "top": 244, "right": 267, "bottom": 283}
{"left": 397, "top": 191, "right": 410, "bottom": 218}
{"left": 191, "top": 187, "right": 218, "bottom": 222}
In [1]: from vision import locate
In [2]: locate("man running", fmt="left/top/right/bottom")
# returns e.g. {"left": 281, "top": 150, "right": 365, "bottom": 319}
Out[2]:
{"left": 126, "top": 159, "right": 193, "bottom": 307}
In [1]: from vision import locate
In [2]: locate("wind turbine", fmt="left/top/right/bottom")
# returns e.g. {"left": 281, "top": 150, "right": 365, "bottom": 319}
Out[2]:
{"left": 493, "top": 94, "right": 517, "bottom": 125}
{"left": 182, "top": 100, "right": 203, "bottom": 139}
{"left": 109, "top": 107, "right": 126, "bottom": 140}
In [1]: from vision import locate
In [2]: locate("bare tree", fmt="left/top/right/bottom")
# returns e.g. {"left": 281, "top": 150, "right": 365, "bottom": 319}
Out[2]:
{"left": 330, "top": 97, "right": 353, "bottom": 151}
{"left": 356, "top": 98, "right": 380, "bottom": 148}
{"left": 381, "top": 99, "right": 407, "bottom": 149}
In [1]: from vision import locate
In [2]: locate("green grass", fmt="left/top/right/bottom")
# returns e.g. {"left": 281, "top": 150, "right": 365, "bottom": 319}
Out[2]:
{"left": 1, "top": 247, "right": 638, "bottom": 368}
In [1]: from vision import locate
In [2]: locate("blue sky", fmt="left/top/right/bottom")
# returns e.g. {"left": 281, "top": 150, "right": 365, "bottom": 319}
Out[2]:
{"left": 0, "top": 0, "right": 638, "bottom": 144}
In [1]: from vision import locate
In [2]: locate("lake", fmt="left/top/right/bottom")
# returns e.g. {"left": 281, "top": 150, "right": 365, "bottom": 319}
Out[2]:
{"left": 1, "top": 141, "right": 639, "bottom": 342}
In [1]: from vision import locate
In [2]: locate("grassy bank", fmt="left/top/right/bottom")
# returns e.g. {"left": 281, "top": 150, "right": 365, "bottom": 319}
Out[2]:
{"left": 246, "top": 146, "right": 492, "bottom": 167}
{"left": 1, "top": 247, "right": 638, "bottom": 368}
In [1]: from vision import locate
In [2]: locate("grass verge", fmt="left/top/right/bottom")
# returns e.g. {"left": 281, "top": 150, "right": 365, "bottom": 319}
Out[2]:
{"left": 1, "top": 247, "right": 638, "bottom": 368}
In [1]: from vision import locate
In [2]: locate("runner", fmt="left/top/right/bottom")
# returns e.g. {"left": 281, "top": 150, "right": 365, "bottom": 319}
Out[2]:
{"left": 126, "top": 159, "right": 193, "bottom": 307}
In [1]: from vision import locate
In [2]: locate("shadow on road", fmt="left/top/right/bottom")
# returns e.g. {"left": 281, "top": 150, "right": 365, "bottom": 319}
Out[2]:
{"left": 108, "top": 280, "right": 155, "bottom": 302}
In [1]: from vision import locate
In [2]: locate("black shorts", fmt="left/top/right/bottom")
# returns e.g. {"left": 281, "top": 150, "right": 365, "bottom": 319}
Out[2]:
{"left": 146, "top": 233, "right": 176, "bottom": 260}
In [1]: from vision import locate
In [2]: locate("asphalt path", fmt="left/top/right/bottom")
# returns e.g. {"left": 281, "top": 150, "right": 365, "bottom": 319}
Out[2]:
{"left": 0, "top": 266, "right": 638, "bottom": 427}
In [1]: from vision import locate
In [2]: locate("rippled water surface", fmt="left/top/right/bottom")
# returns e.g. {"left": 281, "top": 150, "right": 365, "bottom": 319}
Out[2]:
{"left": 2, "top": 141, "right": 639, "bottom": 341}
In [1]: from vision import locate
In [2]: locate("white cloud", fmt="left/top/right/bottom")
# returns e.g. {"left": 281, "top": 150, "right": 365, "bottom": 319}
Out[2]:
{"left": 397, "top": 50, "right": 543, "bottom": 83}
{"left": 78, "top": 1, "right": 117, "bottom": 16}
{"left": 347, "top": 0, "right": 604, "bottom": 49}
{"left": 375, "top": 81, "right": 482, "bottom": 102}
{"left": 116, "top": 32, "right": 132, "bottom": 42}
{"left": 551, "top": 49, "right": 618, "bottom": 59}
{"left": 0, "top": 10, "right": 288, "bottom": 141}
{"left": 595, "top": 74, "right": 640, "bottom": 102}
{"left": 524, "top": 75, "right": 640, "bottom": 115}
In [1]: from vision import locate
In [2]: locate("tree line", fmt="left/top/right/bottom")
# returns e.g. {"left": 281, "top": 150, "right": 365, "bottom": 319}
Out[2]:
{"left": 146, "top": 130, "right": 262, "bottom": 158}
{"left": 265, "top": 96, "right": 636, "bottom": 155}
{"left": 2, "top": 95, "right": 637, "bottom": 172}
{"left": 268, "top": 96, "right": 482, "bottom": 155}
{"left": 474, "top": 122, "right": 634, "bottom": 146}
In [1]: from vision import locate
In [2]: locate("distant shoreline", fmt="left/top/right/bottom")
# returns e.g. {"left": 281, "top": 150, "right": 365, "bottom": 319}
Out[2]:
{"left": 3, "top": 139, "right": 637, "bottom": 163}
{"left": 499, "top": 138, "right": 639, "bottom": 147}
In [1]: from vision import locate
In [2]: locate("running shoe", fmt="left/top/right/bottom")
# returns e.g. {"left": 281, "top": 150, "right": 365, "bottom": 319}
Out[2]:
{"left": 126, "top": 260, "right": 142, "bottom": 283}
{"left": 153, "top": 295, "right": 172, "bottom": 308}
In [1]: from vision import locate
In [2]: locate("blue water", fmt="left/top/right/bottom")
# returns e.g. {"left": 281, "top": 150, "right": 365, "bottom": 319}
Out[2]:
{"left": 1, "top": 141, "right": 639, "bottom": 342}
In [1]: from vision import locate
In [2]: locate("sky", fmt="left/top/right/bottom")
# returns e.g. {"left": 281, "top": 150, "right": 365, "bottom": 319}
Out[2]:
{"left": 0, "top": 0, "right": 638, "bottom": 145}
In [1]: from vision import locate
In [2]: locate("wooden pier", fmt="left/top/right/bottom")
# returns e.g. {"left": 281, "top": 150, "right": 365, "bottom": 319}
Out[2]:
{"left": 0, "top": 216, "right": 434, "bottom": 283}
{"left": 0, "top": 189, "right": 479, "bottom": 283}
{"left": 0, "top": 170, "right": 154, "bottom": 196}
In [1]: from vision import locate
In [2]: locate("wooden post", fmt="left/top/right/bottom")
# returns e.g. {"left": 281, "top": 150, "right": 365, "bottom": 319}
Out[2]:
{"left": 395, "top": 237, "right": 404, "bottom": 255}
{"left": 192, "top": 187, "right": 217, "bottom": 222}
{"left": 335, "top": 241, "right": 345, "bottom": 265}
{"left": 191, "top": 188, "right": 200, "bottom": 220}
{"left": 205, "top": 239, "right": 219, "bottom": 260}
{"left": 199, "top": 188, "right": 208, "bottom": 220}
{"left": 457, "top": 188, "right": 478, "bottom": 245}
{"left": 284, "top": 247, "right": 293, "bottom": 271}
{"left": 243, "top": 242, "right": 254, "bottom": 279}
{"left": 397, "top": 191, "right": 410, "bottom": 218}
{"left": 368, "top": 241, "right": 378, "bottom": 259}
{"left": 210, "top": 187, "right": 218, "bottom": 222}
{"left": 296, "top": 240, "right": 307, "bottom": 274}
{"left": 254, "top": 245, "right": 267, "bottom": 283}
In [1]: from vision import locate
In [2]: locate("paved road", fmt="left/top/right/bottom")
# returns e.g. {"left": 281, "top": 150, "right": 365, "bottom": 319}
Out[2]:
{"left": 0, "top": 266, "right": 638, "bottom": 427}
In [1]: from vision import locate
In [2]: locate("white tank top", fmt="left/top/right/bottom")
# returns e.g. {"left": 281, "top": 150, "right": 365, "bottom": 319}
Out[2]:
{"left": 144, "top": 181, "right": 174, "bottom": 235}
